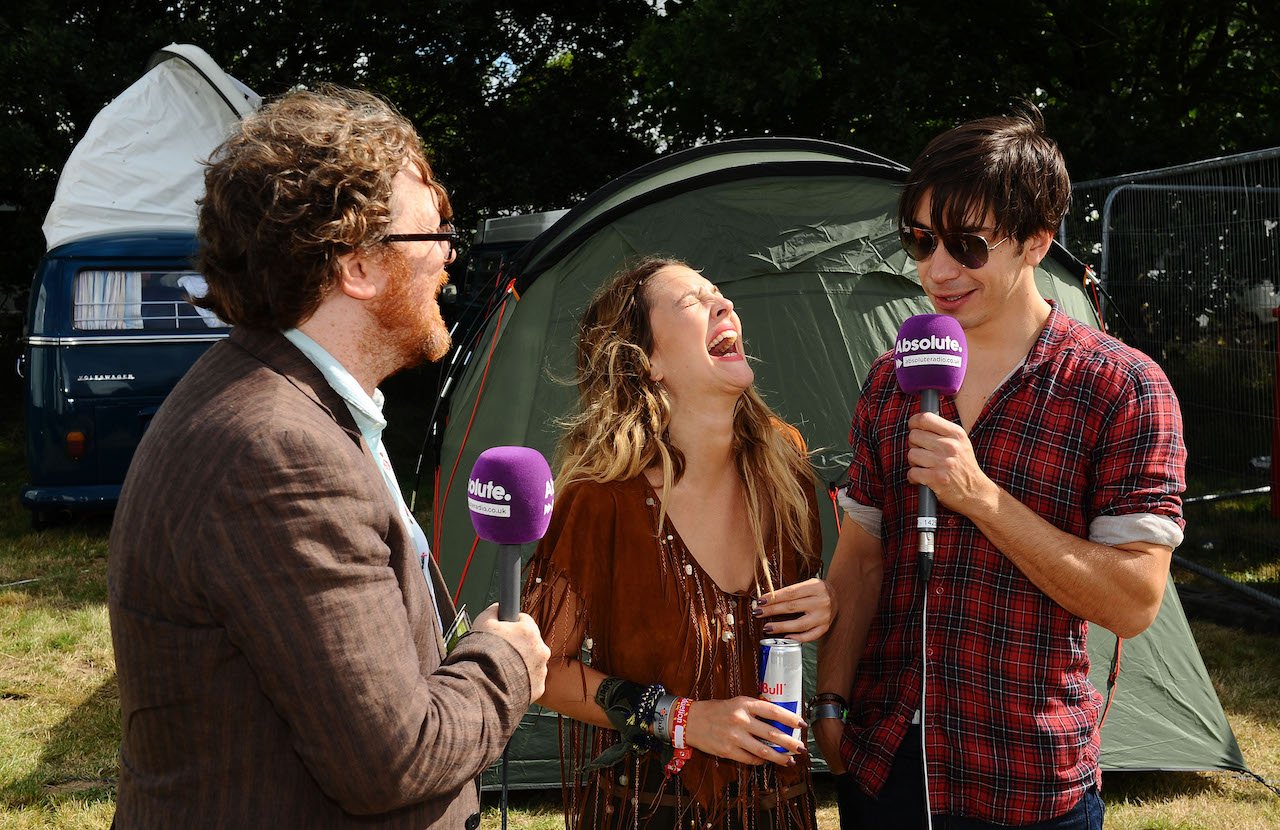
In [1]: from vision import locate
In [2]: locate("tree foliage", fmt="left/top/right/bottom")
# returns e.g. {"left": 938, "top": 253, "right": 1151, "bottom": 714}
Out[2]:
{"left": 628, "top": 0, "right": 1280, "bottom": 176}
{"left": 2, "top": 0, "right": 1278, "bottom": 294}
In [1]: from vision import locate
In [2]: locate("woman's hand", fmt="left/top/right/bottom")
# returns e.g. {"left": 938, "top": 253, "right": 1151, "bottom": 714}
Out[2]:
{"left": 754, "top": 578, "right": 836, "bottom": 642}
{"left": 682, "top": 697, "right": 807, "bottom": 766}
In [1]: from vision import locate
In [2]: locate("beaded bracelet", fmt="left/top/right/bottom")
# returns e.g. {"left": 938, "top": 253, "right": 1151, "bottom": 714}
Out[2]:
{"left": 586, "top": 679, "right": 681, "bottom": 772}
{"left": 593, "top": 678, "right": 665, "bottom": 757}
{"left": 634, "top": 682, "right": 665, "bottom": 738}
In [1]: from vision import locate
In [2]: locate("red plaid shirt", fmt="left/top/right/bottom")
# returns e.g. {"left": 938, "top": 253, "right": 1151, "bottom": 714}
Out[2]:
{"left": 839, "top": 304, "right": 1185, "bottom": 824}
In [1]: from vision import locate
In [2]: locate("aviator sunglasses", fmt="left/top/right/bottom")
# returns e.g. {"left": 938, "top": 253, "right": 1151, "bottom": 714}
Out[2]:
{"left": 899, "top": 225, "right": 1012, "bottom": 270}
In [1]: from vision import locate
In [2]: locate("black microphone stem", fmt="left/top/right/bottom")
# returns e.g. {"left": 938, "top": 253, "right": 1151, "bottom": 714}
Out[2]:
{"left": 497, "top": 542, "right": 522, "bottom": 828}
{"left": 917, "top": 388, "right": 940, "bottom": 585}
{"left": 498, "top": 544, "right": 522, "bottom": 622}
{"left": 916, "top": 387, "right": 940, "bottom": 828}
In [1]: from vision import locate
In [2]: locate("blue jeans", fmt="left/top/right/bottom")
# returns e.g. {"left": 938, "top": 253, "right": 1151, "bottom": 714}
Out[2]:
{"left": 835, "top": 727, "right": 1104, "bottom": 830}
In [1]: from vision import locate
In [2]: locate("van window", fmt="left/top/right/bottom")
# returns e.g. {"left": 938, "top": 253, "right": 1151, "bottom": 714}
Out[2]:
{"left": 73, "top": 269, "right": 227, "bottom": 330}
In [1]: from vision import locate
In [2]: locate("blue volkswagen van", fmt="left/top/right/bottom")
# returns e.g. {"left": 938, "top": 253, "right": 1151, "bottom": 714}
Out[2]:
{"left": 19, "top": 44, "right": 257, "bottom": 527}
{"left": 19, "top": 230, "right": 227, "bottom": 527}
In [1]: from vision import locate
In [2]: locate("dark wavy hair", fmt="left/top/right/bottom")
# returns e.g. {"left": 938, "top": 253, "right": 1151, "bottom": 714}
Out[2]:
{"left": 195, "top": 85, "right": 451, "bottom": 329}
{"left": 899, "top": 103, "right": 1071, "bottom": 243}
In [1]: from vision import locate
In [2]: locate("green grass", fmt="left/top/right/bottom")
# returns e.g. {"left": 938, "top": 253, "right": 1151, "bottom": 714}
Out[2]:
{"left": 1, "top": 399, "right": 1278, "bottom": 828}
{"left": 0, "top": 411, "right": 117, "bottom": 828}
{"left": 1103, "top": 619, "right": 1280, "bottom": 829}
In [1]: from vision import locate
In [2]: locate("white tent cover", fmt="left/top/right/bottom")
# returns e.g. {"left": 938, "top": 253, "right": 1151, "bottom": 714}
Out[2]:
{"left": 42, "top": 44, "right": 260, "bottom": 250}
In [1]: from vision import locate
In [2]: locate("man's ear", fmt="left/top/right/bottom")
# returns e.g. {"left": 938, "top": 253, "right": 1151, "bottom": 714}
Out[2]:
{"left": 336, "top": 251, "right": 381, "bottom": 301}
{"left": 1023, "top": 230, "right": 1054, "bottom": 268}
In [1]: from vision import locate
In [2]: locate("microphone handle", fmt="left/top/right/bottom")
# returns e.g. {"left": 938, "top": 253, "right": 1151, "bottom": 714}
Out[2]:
{"left": 917, "top": 389, "right": 940, "bottom": 583}
{"left": 498, "top": 544, "right": 522, "bottom": 622}
{"left": 917, "top": 389, "right": 940, "bottom": 526}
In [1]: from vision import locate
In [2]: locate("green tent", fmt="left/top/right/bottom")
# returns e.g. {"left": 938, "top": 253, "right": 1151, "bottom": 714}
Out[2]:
{"left": 427, "top": 138, "right": 1247, "bottom": 787}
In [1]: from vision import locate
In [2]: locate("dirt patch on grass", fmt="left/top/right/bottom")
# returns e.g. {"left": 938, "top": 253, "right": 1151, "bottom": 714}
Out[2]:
{"left": 43, "top": 778, "right": 114, "bottom": 795}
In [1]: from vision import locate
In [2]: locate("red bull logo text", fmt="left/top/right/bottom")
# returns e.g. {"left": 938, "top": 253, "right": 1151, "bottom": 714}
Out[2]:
{"left": 758, "top": 637, "right": 803, "bottom": 753}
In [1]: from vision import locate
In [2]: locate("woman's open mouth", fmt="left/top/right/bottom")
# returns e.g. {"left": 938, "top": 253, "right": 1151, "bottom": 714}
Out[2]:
{"left": 708, "top": 329, "right": 741, "bottom": 359}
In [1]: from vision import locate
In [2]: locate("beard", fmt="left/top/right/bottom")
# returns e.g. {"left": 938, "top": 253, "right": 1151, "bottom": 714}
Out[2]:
{"left": 368, "top": 247, "right": 452, "bottom": 370}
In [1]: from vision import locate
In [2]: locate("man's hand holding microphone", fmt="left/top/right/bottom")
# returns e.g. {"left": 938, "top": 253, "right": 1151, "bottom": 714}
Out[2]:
{"left": 471, "top": 605, "right": 550, "bottom": 703}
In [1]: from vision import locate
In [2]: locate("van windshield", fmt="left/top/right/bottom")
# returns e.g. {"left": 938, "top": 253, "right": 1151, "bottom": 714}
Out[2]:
{"left": 73, "top": 269, "right": 228, "bottom": 331}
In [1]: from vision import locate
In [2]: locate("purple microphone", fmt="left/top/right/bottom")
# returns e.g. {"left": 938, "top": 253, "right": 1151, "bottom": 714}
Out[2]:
{"left": 894, "top": 314, "right": 967, "bottom": 582}
{"left": 467, "top": 446, "right": 554, "bottom": 621}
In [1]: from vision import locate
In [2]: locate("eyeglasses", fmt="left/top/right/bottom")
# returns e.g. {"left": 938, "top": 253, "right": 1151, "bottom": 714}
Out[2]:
{"left": 899, "top": 226, "right": 1012, "bottom": 270}
{"left": 384, "top": 226, "right": 461, "bottom": 262}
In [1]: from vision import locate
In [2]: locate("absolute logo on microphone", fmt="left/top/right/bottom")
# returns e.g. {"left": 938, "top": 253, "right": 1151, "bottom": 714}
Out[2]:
{"left": 467, "top": 446, "right": 554, "bottom": 544}
{"left": 467, "top": 476, "right": 514, "bottom": 517}
{"left": 894, "top": 333, "right": 964, "bottom": 369}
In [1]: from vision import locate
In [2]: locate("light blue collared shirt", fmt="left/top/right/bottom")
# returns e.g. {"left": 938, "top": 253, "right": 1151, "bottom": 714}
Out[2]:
{"left": 283, "top": 328, "right": 443, "bottom": 637}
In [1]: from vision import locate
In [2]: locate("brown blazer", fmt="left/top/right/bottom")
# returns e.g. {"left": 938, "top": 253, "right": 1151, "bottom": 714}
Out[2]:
{"left": 108, "top": 327, "right": 529, "bottom": 828}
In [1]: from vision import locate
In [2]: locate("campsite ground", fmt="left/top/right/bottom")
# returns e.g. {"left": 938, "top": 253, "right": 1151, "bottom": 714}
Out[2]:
{"left": 1, "top": 384, "right": 1278, "bottom": 828}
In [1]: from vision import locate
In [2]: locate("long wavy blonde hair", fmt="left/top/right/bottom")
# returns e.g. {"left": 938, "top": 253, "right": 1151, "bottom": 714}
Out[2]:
{"left": 556, "top": 257, "right": 819, "bottom": 583}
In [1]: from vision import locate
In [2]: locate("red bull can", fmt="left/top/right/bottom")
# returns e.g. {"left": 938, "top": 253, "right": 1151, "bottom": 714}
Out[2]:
{"left": 759, "top": 637, "right": 803, "bottom": 752}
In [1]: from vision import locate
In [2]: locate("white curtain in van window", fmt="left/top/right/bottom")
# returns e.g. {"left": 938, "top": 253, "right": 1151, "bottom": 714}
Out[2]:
{"left": 74, "top": 270, "right": 143, "bottom": 330}
{"left": 177, "top": 273, "right": 227, "bottom": 328}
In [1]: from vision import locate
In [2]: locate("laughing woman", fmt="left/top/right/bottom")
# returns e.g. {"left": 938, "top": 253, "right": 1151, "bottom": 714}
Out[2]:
{"left": 524, "top": 257, "right": 835, "bottom": 829}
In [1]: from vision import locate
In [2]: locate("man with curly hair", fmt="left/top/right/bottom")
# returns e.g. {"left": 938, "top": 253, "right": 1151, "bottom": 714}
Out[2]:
{"left": 108, "top": 86, "right": 549, "bottom": 829}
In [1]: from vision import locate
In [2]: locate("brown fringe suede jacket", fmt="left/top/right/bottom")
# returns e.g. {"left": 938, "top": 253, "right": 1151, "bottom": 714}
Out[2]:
{"left": 524, "top": 463, "right": 822, "bottom": 829}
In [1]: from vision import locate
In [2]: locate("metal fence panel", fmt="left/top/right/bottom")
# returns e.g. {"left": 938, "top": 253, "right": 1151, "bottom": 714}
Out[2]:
{"left": 1061, "top": 149, "right": 1280, "bottom": 495}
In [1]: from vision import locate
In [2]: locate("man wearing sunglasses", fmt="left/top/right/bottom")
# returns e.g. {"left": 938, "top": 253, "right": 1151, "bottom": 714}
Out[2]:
{"left": 815, "top": 107, "right": 1186, "bottom": 829}
{"left": 108, "top": 86, "right": 549, "bottom": 828}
